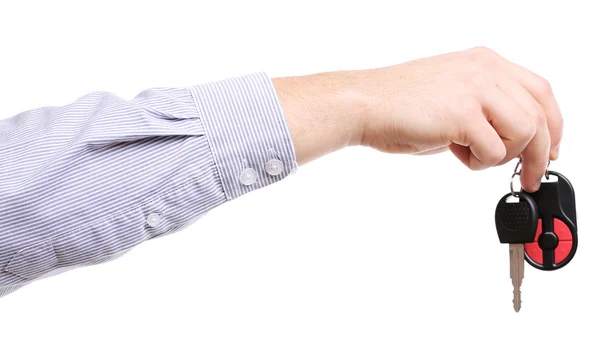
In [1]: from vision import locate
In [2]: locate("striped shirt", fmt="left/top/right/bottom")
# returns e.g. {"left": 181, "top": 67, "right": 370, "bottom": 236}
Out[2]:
{"left": 0, "top": 72, "right": 298, "bottom": 298}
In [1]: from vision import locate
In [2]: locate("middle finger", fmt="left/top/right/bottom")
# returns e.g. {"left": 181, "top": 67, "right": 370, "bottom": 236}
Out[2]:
{"left": 496, "top": 75, "right": 550, "bottom": 192}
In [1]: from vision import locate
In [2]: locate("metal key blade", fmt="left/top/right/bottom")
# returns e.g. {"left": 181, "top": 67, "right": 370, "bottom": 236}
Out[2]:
{"left": 509, "top": 243, "right": 524, "bottom": 312}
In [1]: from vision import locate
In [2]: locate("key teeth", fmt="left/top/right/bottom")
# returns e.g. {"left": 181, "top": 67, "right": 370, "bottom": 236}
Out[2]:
{"left": 513, "top": 288, "right": 522, "bottom": 312}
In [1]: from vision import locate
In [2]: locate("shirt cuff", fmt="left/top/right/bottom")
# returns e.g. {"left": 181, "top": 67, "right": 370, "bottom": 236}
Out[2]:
{"left": 190, "top": 72, "right": 298, "bottom": 200}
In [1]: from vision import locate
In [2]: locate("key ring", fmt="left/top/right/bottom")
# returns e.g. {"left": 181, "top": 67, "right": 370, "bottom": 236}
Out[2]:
{"left": 510, "top": 158, "right": 522, "bottom": 197}
{"left": 509, "top": 158, "right": 551, "bottom": 197}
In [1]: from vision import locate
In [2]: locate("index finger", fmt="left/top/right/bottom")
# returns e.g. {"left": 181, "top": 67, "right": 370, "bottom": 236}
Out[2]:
{"left": 499, "top": 60, "right": 563, "bottom": 160}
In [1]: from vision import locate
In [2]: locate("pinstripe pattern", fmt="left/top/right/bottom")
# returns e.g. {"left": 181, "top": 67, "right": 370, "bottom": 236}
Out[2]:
{"left": 192, "top": 73, "right": 297, "bottom": 199}
{"left": 0, "top": 72, "right": 297, "bottom": 298}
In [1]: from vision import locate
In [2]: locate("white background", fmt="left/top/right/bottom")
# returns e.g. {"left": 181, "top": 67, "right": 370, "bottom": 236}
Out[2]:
{"left": 0, "top": 1, "right": 598, "bottom": 350}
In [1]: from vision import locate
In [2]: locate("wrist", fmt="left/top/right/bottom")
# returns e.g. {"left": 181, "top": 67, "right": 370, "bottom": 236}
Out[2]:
{"left": 272, "top": 71, "right": 368, "bottom": 165}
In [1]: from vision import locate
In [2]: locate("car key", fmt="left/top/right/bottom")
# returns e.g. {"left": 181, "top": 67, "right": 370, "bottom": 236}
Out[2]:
{"left": 495, "top": 190, "right": 539, "bottom": 312}
{"left": 523, "top": 170, "right": 578, "bottom": 270}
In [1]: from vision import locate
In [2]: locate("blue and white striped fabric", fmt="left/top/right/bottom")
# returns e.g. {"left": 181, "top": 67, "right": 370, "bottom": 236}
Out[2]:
{"left": 0, "top": 72, "right": 298, "bottom": 298}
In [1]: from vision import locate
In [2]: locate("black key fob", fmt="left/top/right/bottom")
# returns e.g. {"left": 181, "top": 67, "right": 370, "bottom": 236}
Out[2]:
{"left": 523, "top": 171, "right": 577, "bottom": 270}
{"left": 495, "top": 192, "right": 538, "bottom": 244}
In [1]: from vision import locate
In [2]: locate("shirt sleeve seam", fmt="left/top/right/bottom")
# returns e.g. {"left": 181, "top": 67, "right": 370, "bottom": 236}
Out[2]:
{"left": 187, "top": 86, "right": 232, "bottom": 201}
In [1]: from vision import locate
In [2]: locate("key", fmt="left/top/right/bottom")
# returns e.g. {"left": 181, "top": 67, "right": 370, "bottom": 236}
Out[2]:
{"left": 523, "top": 170, "right": 578, "bottom": 271}
{"left": 495, "top": 192, "right": 539, "bottom": 312}
{"left": 509, "top": 243, "right": 524, "bottom": 312}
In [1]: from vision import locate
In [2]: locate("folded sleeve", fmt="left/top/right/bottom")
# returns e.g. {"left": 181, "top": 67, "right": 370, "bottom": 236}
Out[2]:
{"left": 0, "top": 72, "right": 298, "bottom": 298}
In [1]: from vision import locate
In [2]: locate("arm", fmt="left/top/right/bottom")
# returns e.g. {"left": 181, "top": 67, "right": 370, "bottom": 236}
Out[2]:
{"left": 0, "top": 47, "right": 562, "bottom": 298}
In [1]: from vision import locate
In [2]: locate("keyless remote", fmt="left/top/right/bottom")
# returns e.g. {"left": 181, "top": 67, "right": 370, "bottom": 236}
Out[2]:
{"left": 523, "top": 170, "right": 578, "bottom": 271}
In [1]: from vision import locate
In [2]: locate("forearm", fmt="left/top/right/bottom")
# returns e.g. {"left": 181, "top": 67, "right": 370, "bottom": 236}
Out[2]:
{"left": 272, "top": 71, "right": 369, "bottom": 165}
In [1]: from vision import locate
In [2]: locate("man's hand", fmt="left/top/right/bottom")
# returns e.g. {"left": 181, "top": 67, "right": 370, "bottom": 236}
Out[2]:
{"left": 273, "top": 47, "right": 562, "bottom": 192}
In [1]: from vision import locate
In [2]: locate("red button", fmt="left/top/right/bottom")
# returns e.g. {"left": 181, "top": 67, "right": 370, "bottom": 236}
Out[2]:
{"left": 553, "top": 218, "right": 572, "bottom": 241}
{"left": 525, "top": 219, "right": 543, "bottom": 264}
{"left": 555, "top": 241, "right": 573, "bottom": 264}
{"left": 525, "top": 242, "right": 543, "bottom": 264}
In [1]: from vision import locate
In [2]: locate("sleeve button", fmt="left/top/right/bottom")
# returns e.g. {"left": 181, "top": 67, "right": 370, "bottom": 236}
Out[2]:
{"left": 147, "top": 212, "right": 162, "bottom": 227}
{"left": 239, "top": 168, "right": 258, "bottom": 185}
{"left": 265, "top": 159, "right": 284, "bottom": 176}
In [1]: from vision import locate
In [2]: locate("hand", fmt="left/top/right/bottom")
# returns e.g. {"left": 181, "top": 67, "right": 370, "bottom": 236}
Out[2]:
{"left": 273, "top": 47, "right": 562, "bottom": 192}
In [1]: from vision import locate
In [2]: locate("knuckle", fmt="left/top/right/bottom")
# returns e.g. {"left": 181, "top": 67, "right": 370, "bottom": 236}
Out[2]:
{"left": 454, "top": 125, "right": 469, "bottom": 146}
{"left": 535, "top": 76, "right": 553, "bottom": 95}
{"left": 468, "top": 46, "right": 494, "bottom": 56}
{"left": 488, "top": 146, "right": 507, "bottom": 164}
{"left": 533, "top": 110, "right": 546, "bottom": 125}
{"left": 464, "top": 49, "right": 498, "bottom": 75}
{"left": 516, "top": 121, "right": 537, "bottom": 141}
{"left": 465, "top": 46, "right": 497, "bottom": 64}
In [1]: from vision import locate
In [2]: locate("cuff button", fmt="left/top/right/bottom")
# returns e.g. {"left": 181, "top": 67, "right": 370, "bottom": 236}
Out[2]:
{"left": 265, "top": 159, "right": 284, "bottom": 176}
{"left": 239, "top": 168, "right": 258, "bottom": 186}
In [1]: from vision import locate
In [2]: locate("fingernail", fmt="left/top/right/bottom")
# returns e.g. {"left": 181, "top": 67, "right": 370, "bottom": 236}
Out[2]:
{"left": 533, "top": 179, "right": 541, "bottom": 191}
{"left": 550, "top": 144, "right": 560, "bottom": 160}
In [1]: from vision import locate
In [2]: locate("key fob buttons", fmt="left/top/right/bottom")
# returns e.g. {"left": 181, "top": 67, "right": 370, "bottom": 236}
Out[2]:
{"left": 524, "top": 217, "right": 576, "bottom": 269}
{"left": 523, "top": 171, "right": 578, "bottom": 271}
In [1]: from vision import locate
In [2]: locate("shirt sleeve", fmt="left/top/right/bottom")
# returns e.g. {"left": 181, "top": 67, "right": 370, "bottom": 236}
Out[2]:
{"left": 0, "top": 72, "right": 298, "bottom": 298}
